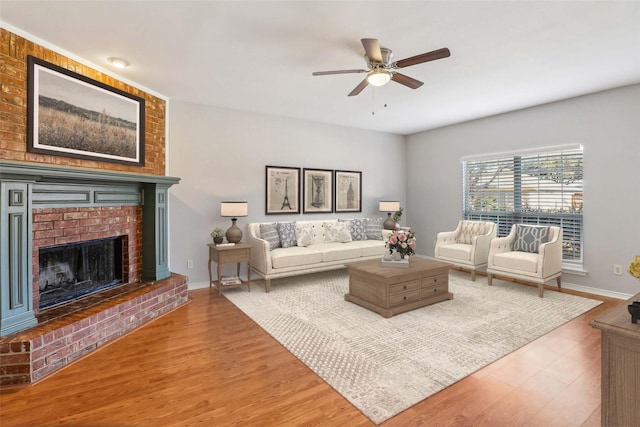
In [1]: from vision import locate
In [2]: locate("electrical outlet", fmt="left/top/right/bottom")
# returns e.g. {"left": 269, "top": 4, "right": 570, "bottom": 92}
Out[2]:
{"left": 613, "top": 264, "right": 623, "bottom": 276}
{"left": 187, "top": 259, "right": 194, "bottom": 269}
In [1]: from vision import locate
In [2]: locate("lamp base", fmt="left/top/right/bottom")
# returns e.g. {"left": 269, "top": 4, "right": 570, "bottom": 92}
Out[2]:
{"left": 383, "top": 213, "right": 396, "bottom": 230}
{"left": 225, "top": 218, "right": 243, "bottom": 243}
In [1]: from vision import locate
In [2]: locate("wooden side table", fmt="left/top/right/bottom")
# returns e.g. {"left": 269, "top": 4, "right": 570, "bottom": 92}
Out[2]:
{"left": 207, "top": 243, "right": 251, "bottom": 296}
{"left": 590, "top": 292, "right": 640, "bottom": 426}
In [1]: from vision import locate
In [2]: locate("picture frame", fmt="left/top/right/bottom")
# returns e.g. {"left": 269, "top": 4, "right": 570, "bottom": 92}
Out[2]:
{"left": 27, "top": 55, "right": 145, "bottom": 166}
{"left": 265, "top": 166, "right": 301, "bottom": 215}
{"left": 335, "top": 170, "right": 362, "bottom": 213}
{"left": 303, "top": 168, "right": 333, "bottom": 213}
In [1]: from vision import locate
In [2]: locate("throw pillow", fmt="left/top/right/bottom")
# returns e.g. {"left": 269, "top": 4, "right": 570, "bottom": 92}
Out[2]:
{"left": 295, "top": 222, "right": 315, "bottom": 247}
{"left": 324, "top": 221, "right": 353, "bottom": 243}
{"left": 365, "top": 218, "right": 384, "bottom": 240}
{"left": 339, "top": 218, "right": 367, "bottom": 241}
{"left": 512, "top": 225, "right": 550, "bottom": 253}
{"left": 277, "top": 222, "right": 297, "bottom": 248}
{"left": 259, "top": 223, "right": 281, "bottom": 250}
{"left": 458, "top": 221, "right": 484, "bottom": 244}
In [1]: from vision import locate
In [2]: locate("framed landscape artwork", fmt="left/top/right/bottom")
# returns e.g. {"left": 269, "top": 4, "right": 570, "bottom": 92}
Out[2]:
{"left": 303, "top": 168, "right": 333, "bottom": 213}
{"left": 265, "top": 166, "right": 300, "bottom": 214}
{"left": 27, "top": 56, "right": 145, "bottom": 166}
{"left": 335, "top": 170, "right": 362, "bottom": 213}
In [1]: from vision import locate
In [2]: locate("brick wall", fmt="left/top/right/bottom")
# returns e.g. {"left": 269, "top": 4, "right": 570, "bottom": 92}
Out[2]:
{"left": 32, "top": 206, "right": 142, "bottom": 313}
{"left": 0, "top": 28, "right": 166, "bottom": 175}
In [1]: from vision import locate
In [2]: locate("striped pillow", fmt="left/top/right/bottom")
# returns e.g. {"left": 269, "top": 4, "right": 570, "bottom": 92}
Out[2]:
{"left": 260, "top": 223, "right": 281, "bottom": 250}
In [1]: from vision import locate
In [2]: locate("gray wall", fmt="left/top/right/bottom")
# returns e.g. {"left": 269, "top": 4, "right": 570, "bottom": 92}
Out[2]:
{"left": 406, "top": 84, "right": 640, "bottom": 297}
{"left": 168, "top": 102, "right": 406, "bottom": 286}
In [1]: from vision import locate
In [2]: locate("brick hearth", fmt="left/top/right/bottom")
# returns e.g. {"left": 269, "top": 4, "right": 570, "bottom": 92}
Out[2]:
{"left": 0, "top": 274, "right": 188, "bottom": 386}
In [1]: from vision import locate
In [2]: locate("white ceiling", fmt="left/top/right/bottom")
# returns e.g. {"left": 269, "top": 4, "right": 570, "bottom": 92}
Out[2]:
{"left": 2, "top": 1, "right": 640, "bottom": 135}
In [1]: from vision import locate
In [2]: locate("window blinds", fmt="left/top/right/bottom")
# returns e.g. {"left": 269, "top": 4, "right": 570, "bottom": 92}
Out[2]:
{"left": 462, "top": 146, "right": 583, "bottom": 264}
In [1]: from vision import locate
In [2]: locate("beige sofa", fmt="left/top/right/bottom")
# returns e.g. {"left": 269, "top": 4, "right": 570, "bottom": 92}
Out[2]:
{"left": 247, "top": 219, "right": 391, "bottom": 292}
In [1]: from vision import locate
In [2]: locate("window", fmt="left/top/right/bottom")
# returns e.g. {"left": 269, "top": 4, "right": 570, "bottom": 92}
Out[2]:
{"left": 462, "top": 145, "right": 583, "bottom": 266}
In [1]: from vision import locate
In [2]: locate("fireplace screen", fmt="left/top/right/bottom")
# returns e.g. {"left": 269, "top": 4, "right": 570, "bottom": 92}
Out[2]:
{"left": 38, "top": 237, "right": 124, "bottom": 309}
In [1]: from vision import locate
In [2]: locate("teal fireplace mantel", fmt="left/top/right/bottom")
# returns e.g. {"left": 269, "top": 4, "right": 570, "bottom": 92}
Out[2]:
{"left": 0, "top": 160, "right": 180, "bottom": 336}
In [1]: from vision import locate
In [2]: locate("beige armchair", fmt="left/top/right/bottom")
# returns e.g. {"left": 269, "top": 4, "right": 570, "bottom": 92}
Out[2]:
{"left": 434, "top": 220, "right": 497, "bottom": 281}
{"left": 487, "top": 224, "right": 562, "bottom": 297}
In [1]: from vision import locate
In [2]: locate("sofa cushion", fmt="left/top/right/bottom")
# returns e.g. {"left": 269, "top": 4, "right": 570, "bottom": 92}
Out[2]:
{"left": 271, "top": 246, "right": 323, "bottom": 269}
{"left": 351, "top": 240, "right": 386, "bottom": 257}
{"left": 295, "top": 222, "right": 315, "bottom": 247}
{"left": 492, "top": 251, "right": 538, "bottom": 274}
{"left": 315, "top": 243, "right": 362, "bottom": 262}
{"left": 365, "top": 218, "right": 384, "bottom": 240}
{"left": 260, "top": 223, "right": 281, "bottom": 250}
{"left": 340, "top": 218, "right": 367, "bottom": 241}
{"left": 438, "top": 243, "right": 472, "bottom": 261}
{"left": 324, "top": 221, "right": 352, "bottom": 243}
{"left": 512, "top": 225, "right": 550, "bottom": 253}
{"left": 277, "top": 222, "right": 297, "bottom": 248}
{"left": 458, "top": 221, "right": 485, "bottom": 244}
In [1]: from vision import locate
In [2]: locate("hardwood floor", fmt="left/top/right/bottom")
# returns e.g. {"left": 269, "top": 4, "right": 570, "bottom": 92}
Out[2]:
{"left": 0, "top": 281, "right": 619, "bottom": 426}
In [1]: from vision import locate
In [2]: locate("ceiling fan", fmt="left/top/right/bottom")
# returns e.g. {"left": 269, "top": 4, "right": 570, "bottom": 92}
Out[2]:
{"left": 312, "top": 38, "right": 450, "bottom": 96}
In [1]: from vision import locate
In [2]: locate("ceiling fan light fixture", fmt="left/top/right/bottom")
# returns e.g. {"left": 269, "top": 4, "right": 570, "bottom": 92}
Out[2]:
{"left": 367, "top": 69, "right": 392, "bottom": 87}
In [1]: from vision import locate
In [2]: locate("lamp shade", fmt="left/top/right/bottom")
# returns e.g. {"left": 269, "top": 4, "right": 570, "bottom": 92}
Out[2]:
{"left": 379, "top": 201, "right": 400, "bottom": 212}
{"left": 220, "top": 202, "right": 248, "bottom": 218}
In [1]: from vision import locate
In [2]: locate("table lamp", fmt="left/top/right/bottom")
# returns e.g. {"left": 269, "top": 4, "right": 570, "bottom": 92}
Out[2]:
{"left": 379, "top": 201, "right": 400, "bottom": 230}
{"left": 220, "top": 201, "right": 248, "bottom": 243}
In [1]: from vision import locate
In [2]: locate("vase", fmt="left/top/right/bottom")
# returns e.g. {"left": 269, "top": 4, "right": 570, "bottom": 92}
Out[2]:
{"left": 213, "top": 236, "right": 223, "bottom": 244}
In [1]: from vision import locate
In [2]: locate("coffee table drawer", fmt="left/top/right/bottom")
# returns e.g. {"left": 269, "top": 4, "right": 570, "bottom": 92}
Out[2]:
{"left": 390, "top": 280, "right": 420, "bottom": 306}
{"left": 390, "top": 289, "right": 421, "bottom": 306}
{"left": 422, "top": 274, "right": 448, "bottom": 288}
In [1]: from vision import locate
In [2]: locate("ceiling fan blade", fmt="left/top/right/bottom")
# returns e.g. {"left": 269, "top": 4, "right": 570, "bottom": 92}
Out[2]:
{"left": 348, "top": 78, "right": 369, "bottom": 96}
{"left": 312, "top": 69, "right": 367, "bottom": 76}
{"left": 361, "top": 38, "right": 383, "bottom": 63}
{"left": 391, "top": 73, "right": 424, "bottom": 89}
{"left": 395, "top": 47, "right": 451, "bottom": 69}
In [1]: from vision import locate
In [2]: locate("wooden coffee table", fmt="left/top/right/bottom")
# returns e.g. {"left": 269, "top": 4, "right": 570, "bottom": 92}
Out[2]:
{"left": 345, "top": 257, "right": 453, "bottom": 318}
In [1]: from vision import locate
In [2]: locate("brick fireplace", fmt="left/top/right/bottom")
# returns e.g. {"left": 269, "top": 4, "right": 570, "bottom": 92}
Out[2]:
{"left": 0, "top": 161, "right": 185, "bottom": 386}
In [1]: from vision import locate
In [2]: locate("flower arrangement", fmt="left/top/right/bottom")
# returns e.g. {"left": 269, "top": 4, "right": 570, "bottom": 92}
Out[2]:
{"left": 386, "top": 230, "right": 416, "bottom": 258}
{"left": 629, "top": 255, "right": 640, "bottom": 280}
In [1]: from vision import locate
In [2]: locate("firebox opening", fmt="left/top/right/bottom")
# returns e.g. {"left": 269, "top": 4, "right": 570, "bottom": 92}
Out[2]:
{"left": 38, "top": 236, "right": 124, "bottom": 310}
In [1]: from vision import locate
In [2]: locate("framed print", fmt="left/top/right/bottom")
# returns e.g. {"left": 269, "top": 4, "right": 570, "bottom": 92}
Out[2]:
{"left": 335, "top": 170, "right": 362, "bottom": 213}
{"left": 265, "top": 166, "right": 300, "bottom": 214}
{"left": 303, "top": 168, "right": 333, "bottom": 213}
{"left": 27, "top": 55, "right": 145, "bottom": 166}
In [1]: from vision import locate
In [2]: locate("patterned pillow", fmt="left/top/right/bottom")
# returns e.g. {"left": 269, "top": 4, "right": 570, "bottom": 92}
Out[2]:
{"left": 295, "top": 222, "right": 315, "bottom": 247}
{"left": 339, "top": 218, "right": 367, "bottom": 241}
{"left": 458, "top": 221, "right": 484, "bottom": 244}
{"left": 276, "top": 222, "right": 297, "bottom": 248}
{"left": 259, "top": 223, "right": 281, "bottom": 250}
{"left": 324, "top": 221, "right": 352, "bottom": 243}
{"left": 512, "top": 225, "right": 550, "bottom": 253}
{"left": 365, "top": 218, "right": 384, "bottom": 240}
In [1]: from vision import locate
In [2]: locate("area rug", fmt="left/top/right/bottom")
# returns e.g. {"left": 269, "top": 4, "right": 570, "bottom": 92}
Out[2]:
{"left": 223, "top": 269, "right": 602, "bottom": 424}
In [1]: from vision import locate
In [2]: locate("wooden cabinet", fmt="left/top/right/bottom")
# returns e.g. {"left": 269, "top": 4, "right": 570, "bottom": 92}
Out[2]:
{"left": 590, "top": 292, "right": 640, "bottom": 427}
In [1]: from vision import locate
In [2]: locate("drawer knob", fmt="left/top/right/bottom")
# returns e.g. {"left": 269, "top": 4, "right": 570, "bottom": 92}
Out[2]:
{"left": 433, "top": 288, "right": 437, "bottom": 293}
{"left": 403, "top": 285, "right": 407, "bottom": 290}
{"left": 403, "top": 296, "right": 407, "bottom": 300}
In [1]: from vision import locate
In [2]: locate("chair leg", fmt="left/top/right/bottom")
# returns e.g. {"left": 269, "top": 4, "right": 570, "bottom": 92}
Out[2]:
{"left": 487, "top": 274, "right": 493, "bottom": 286}
{"left": 471, "top": 270, "right": 476, "bottom": 282}
{"left": 538, "top": 284, "right": 544, "bottom": 298}
{"left": 265, "top": 279, "right": 271, "bottom": 293}
{"left": 556, "top": 276, "right": 562, "bottom": 291}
